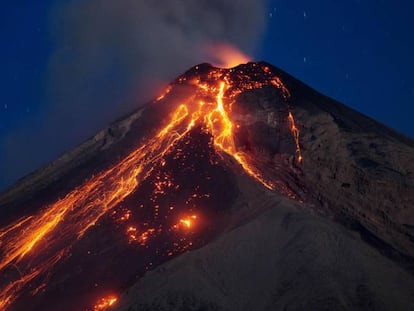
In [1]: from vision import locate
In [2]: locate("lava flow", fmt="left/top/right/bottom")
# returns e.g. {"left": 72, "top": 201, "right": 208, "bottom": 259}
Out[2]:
{"left": 0, "top": 62, "right": 302, "bottom": 310}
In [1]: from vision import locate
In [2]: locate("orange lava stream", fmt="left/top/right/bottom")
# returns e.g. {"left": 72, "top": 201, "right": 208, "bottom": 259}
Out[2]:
{"left": 201, "top": 81, "right": 276, "bottom": 189}
{"left": 0, "top": 103, "right": 193, "bottom": 308}
{"left": 288, "top": 112, "right": 303, "bottom": 163}
{"left": 0, "top": 64, "right": 302, "bottom": 309}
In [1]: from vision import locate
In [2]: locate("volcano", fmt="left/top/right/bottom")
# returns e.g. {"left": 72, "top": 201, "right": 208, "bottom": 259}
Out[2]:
{"left": 1, "top": 62, "right": 414, "bottom": 311}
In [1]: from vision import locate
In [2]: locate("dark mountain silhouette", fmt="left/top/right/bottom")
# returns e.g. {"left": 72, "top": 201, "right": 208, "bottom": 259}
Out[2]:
{"left": 0, "top": 62, "right": 413, "bottom": 311}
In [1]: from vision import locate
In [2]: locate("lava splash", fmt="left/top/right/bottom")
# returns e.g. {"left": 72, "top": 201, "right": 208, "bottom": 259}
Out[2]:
{"left": 0, "top": 62, "right": 302, "bottom": 310}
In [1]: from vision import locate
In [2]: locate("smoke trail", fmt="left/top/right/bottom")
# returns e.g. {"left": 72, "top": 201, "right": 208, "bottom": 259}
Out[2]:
{"left": 0, "top": 0, "right": 266, "bottom": 190}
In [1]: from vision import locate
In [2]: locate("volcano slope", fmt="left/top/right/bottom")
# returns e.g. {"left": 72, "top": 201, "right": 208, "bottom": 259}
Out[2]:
{"left": 0, "top": 62, "right": 413, "bottom": 311}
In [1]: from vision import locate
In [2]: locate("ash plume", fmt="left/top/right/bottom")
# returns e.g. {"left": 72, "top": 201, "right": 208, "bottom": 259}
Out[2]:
{"left": 0, "top": 0, "right": 266, "bottom": 191}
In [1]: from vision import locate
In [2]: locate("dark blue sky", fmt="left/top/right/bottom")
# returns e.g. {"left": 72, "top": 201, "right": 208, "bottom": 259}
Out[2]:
{"left": 0, "top": 1, "right": 53, "bottom": 136}
{"left": 1, "top": 0, "right": 413, "bottom": 189}
{"left": 258, "top": 0, "right": 414, "bottom": 138}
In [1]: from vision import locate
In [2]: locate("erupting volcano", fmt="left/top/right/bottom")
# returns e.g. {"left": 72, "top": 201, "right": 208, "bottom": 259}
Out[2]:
{"left": 1, "top": 61, "right": 414, "bottom": 311}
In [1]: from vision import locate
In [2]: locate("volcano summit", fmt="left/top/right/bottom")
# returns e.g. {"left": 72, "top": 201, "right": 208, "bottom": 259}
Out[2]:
{"left": 0, "top": 62, "right": 414, "bottom": 311}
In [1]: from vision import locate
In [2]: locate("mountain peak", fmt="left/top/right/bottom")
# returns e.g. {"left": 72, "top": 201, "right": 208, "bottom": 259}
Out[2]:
{"left": 1, "top": 61, "right": 414, "bottom": 310}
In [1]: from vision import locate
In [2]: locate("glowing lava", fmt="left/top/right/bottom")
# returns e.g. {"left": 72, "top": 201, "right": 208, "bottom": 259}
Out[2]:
{"left": 178, "top": 215, "right": 198, "bottom": 229}
{"left": 0, "top": 62, "right": 302, "bottom": 310}
{"left": 288, "top": 112, "right": 303, "bottom": 163}
{"left": 93, "top": 295, "right": 118, "bottom": 311}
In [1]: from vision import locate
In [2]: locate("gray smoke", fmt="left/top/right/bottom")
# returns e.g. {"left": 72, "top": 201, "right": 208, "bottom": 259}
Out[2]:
{"left": 0, "top": 0, "right": 266, "bottom": 190}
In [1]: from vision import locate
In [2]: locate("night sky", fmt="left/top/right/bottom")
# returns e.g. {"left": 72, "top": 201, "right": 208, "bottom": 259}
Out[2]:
{"left": 1, "top": 0, "right": 414, "bottom": 190}
{"left": 258, "top": 1, "right": 414, "bottom": 139}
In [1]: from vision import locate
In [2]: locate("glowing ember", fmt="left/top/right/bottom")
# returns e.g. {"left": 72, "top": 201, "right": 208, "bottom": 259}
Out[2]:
{"left": 129, "top": 228, "right": 157, "bottom": 245}
{"left": 155, "top": 85, "right": 172, "bottom": 102}
{"left": 178, "top": 215, "right": 197, "bottom": 229}
{"left": 93, "top": 295, "right": 118, "bottom": 311}
{"left": 0, "top": 62, "right": 302, "bottom": 310}
{"left": 180, "top": 219, "right": 191, "bottom": 228}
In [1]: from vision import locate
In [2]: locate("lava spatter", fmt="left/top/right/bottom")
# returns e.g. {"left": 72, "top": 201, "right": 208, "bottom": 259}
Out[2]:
{"left": 0, "top": 62, "right": 302, "bottom": 310}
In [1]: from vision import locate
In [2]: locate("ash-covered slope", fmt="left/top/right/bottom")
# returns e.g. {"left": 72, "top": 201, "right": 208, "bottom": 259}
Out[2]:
{"left": 0, "top": 62, "right": 413, "bottom": 311}
{"left": 114, "top": 195, "right": 414, "bottom": 311}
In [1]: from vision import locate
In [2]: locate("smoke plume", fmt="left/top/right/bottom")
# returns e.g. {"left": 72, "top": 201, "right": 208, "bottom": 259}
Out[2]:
{"left": 0, "top": 0, "right": 266, "bottom": 190}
